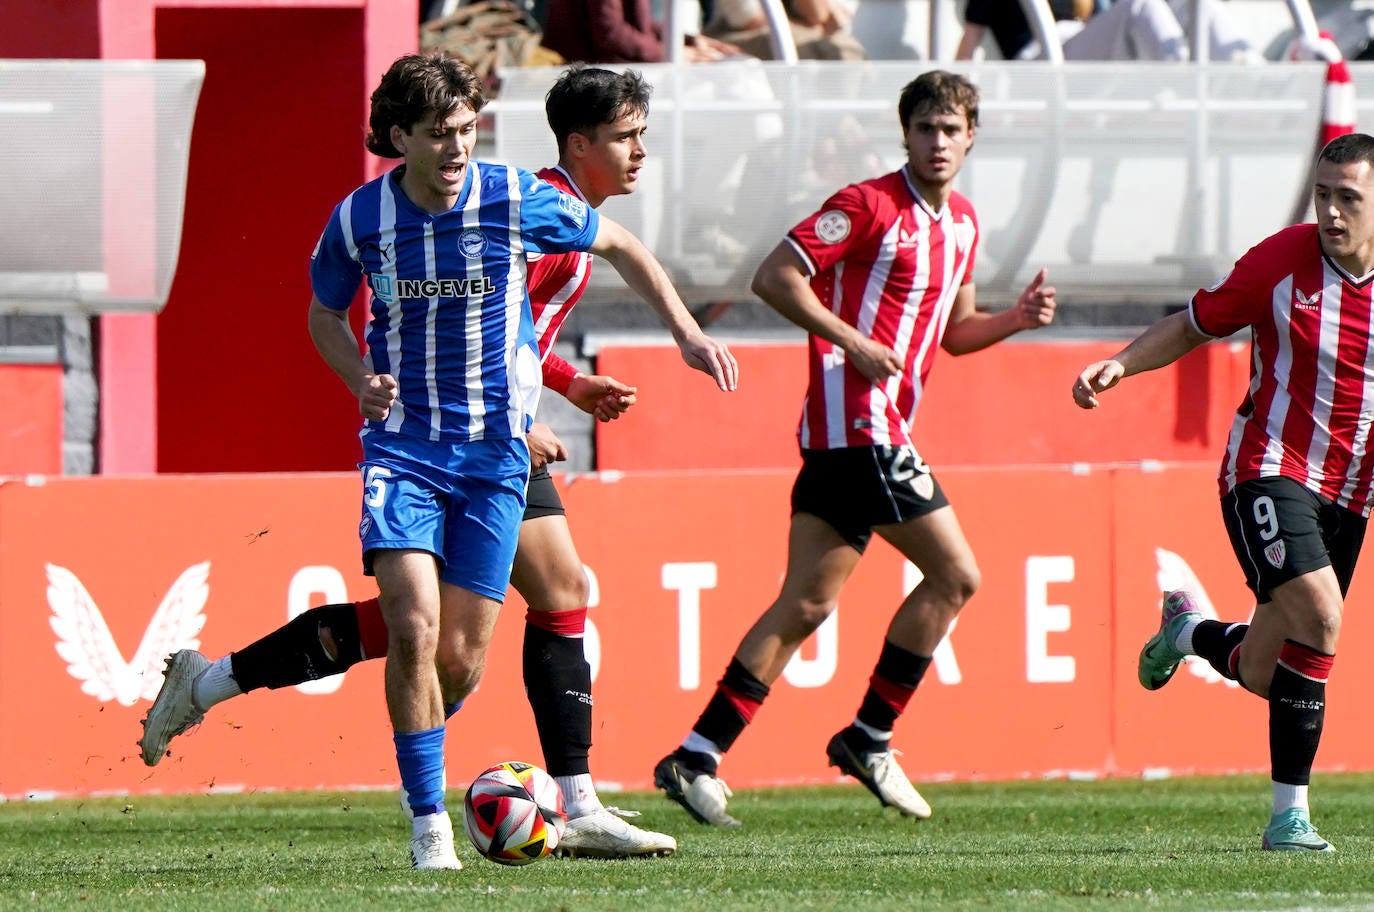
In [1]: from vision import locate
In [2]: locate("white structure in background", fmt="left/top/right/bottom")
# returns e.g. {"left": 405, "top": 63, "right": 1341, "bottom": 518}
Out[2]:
{"left": 494, "top": 57, "right": 1343, "bottom": 307}
{"left": 0, "top": 60, "right": 204, "bottom": 315}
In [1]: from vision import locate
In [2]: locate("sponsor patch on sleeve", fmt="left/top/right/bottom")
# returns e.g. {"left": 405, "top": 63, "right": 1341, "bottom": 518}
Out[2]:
{"left": 558, "top": 193, "right": 588, "bottom": 228}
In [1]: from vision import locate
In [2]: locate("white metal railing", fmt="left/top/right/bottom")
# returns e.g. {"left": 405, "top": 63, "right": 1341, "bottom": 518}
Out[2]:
{"left": 492, "top": 60, "right": 1348, "bottom": 306}
{"left": 0, "top": 60, "right": 204, "bottom": 315}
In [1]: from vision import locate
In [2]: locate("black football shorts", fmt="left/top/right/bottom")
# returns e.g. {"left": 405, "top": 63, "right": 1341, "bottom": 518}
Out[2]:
{"left": 791, "top": 444, "right": 950, "bottom": 552}
{"left": 1220, "top": 475, "right": 1366, "bottom": 601}
{"left": 523, "top": 465, "right": 566, "bottom": 521}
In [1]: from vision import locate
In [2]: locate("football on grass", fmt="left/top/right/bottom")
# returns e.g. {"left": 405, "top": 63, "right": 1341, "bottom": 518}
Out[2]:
{"left": 462, "top": 761, "right": 567, "bottom": 865}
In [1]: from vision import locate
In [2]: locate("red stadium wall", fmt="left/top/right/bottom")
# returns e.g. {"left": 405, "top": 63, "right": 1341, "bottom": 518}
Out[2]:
{"left": 152, "top": 2, "right": 409, "bottom": 473}
{"left": 3, "top": 465, "right": 1369, "bottom": 799}
{"left": 0, "top": 365, "right": 63, "bottom": 476}
{"left": 0, "top": 0, "right": 412, "bottom": 475}
{"left": 595, "top": 338, "right": 1252, "bottom": 471}
{"left": 152, "top": 6, "right": 373, "bottom": 473}
{"left": 0, "top": 0, "right": 101, "bottom": 58}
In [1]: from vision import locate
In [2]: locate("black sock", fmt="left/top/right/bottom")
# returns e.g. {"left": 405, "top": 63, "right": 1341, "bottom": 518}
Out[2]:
{"left": 1269, "top": 640, "right": 1333, "bottom": 788}
{"left": 856, "top": 640, "right": 931, "bottom": 733}
{"left": 229, "top": 602, "right": 363, "bottom": 691}
{"left": 692, "top": 658, "right": 770, "bottom": 757}
{"left": 670, "top": 748, "right": 721, "bottom": 776}
{"left": 523, "top": 621, "right": 593, "bottom": 778}
{"left": 1191, "top": 619, "right": 1248, "bottom": 681}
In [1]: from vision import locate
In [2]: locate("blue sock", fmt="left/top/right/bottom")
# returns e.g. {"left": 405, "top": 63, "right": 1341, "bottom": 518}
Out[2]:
{"left": 444, "top": 700, "right": 464, "bottom": 720}
{"left": 394, "top": 725, "right": 446, "bottom": 818}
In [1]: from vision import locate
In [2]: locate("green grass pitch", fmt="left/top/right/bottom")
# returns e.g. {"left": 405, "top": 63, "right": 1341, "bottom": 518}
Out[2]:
{"left": 4, "top": 773, "right": 1374, "bottom": 911}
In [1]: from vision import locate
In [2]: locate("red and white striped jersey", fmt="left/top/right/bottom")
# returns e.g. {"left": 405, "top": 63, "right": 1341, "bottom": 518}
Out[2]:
{"left": 1191, "top": 224, "right": 1374, "bottom": 515}
{"left": 785, "top": 169, "right": 978, "bottom": 451}
{"left": 528, "top": 166, "right": 594, "bottom": 395}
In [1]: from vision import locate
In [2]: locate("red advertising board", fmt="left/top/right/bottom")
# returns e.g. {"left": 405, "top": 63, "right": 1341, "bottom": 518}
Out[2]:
{"left": 3, "top": 464, "right": 1371, "bottom": 799}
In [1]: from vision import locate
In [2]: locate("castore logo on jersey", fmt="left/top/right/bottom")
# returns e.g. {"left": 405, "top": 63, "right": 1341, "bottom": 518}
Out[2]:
{"left": 1294, "top": 289, "right": 1323, "bottom": 310}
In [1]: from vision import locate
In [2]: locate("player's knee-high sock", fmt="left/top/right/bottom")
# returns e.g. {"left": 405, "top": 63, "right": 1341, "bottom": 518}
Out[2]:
{"left": 227, "top": 601, "right": 374, "bottom": 694}
{"left": 678, "top": 658, "right": 770, "bottom": 775}
{"left": 850, "top": 640, "right": 931, "bottom": 747}
{"left": 1189, "top": 619, "right": 1248, "bottom": 682}
{"left": 522, "top": 607, "right": 592, "bottom": 778}
{"left": 1269, "top": 640, "right": 1334, "bottom": 813}
{"left": 355, "top": 596, "right": 389, "bottom": 659}
{"left": 395, "top": 725, "right": 447, "bottom": 819}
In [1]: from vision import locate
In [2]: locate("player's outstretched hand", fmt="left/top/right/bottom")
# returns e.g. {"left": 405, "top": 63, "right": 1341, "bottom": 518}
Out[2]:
{"left": 359, "top": 373, "right": 398, "bottom": 421}
{"left": 1072, "top": 360, "right": 1125, "bottom": 409}
{"left": 679, "top": 330, "right": 739, "bottom": 392}
{"left": 567, "top": 373, "right": 638, "bottom": 422}
{"left": 1016, "top": 268, "right": 1056, "bottom": 329}
{"left": 527, "top": 422, "right": 569, "bottom": 469}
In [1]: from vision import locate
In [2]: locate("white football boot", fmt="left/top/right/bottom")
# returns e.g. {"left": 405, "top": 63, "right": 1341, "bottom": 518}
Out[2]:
{"left": 653, "top": 753, "right": 741, "bottom": 827}
{"left": 556, "top": 807, "right": 677, "bottom": 858}
{"left": 826, "top": 730, "right": 932, "bottom": 819}
{"left": 410, "top": 810, "right": 462, "bottom": 870}
{"left": 137, "top": 650, "right": 211, "bottom": 766}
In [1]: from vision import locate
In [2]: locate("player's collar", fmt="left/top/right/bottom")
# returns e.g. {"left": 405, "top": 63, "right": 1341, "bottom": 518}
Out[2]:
{"left": 900, "top": 167, "right": 948, "bottom": 220}
{"left": 550, "top": 165, "right": 589, "bottom": 203}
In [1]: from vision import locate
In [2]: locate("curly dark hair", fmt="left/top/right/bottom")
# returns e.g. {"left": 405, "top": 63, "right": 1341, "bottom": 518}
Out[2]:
{"left": 365, "top": 52, "right": 486, "bottom": 159}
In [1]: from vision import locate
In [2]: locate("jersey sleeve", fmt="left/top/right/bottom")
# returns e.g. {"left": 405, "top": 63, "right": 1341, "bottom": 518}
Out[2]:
{"left": 1189, "top": 236, "right": 1283, "bottom": 338}
{"left": 541, "top": 351, "right": 579, "bottom": 396}
{"left": 519, "top": 169, "right": 601, "bottom": 255}
{"left": 784, "top": 183, "right": 879, "bottom": 277}
{"left": 309, "top": 203, "right": 363, "bottom": 311}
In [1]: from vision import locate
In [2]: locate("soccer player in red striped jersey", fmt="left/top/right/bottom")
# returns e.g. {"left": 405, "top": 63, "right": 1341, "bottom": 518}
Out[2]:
{"left": 138, "top": 65, "right": 737, "bottom": 861}
{"left": 653, "top": 69, "right": 1057, "bottom": 826}
{"left": 1073, "top": 133, "right": 1374, "bottom": 853}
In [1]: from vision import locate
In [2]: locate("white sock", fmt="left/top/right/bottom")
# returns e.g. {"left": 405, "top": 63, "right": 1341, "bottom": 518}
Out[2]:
{"left": 557, "top": 773, "right": 602, "bottom": 819}
{"left": 681, "top": 731, "right": 723, "bottom": 765}
{"left": 1174, "top": 618, "right": 1202, "bottom": 655}
{"left": 412, "top": 809, "right": 451, "bottom": 838}
{"left": 851, "top": 719, "right": 893, "bottom": 743}
{"left": 192, "top": 656, "right": 243, "bottom": 710}
{"left": 1272, "top": 782, "right": 1309, "bottom": 815}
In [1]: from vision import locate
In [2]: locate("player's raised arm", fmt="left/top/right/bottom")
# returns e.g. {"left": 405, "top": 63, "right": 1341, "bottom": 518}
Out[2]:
{"left": 589, "top": 215, "right": 739, "bottom": 392}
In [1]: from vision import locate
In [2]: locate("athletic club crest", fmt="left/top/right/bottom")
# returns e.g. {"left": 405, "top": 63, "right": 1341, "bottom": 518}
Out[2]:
{"left": 1264, "top": 539, "right": 1287, "bottom": 569}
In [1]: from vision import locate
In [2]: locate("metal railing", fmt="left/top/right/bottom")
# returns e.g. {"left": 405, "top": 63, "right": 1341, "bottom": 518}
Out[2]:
{"left": 492, "top": 59, "right": 1344, "bottom": 307}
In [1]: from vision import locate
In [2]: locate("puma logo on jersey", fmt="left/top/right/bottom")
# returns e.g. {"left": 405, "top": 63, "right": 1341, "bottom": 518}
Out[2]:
{"left": 1294, "top": 289, "right": 1322, "bottom": 310}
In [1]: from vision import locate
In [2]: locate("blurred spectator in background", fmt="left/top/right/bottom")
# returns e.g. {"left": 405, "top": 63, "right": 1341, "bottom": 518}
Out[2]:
{"left": 957, "top": 0, "right": 1257, "bottom": 62}
{"left": 1269, "top": 0, "right": 1374, "bottom": 61}
{"left": 542, "top": 0, "right": 747, "bottom": 61}
{"left": 702, "top": 0, "right": 865, "bottom": 60}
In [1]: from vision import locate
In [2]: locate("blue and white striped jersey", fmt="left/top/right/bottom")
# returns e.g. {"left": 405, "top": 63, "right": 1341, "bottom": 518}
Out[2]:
{"left": 311, "top": 162, "right": 600, "bottom": 442}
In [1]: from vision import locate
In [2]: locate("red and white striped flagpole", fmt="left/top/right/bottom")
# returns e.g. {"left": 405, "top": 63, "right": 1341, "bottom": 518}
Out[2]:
{"left": 1288, "top": 30, "right": 1357, "bottom": 224}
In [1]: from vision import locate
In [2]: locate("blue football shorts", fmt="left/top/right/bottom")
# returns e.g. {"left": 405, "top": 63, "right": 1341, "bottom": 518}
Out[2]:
{"left": 357, "top": 432, "right": 531, "bottom": 601}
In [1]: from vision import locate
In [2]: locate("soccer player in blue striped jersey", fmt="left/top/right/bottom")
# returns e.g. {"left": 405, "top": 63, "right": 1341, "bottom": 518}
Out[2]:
{"left": 307, "top": 52, "right": 714, "bottom": 871}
